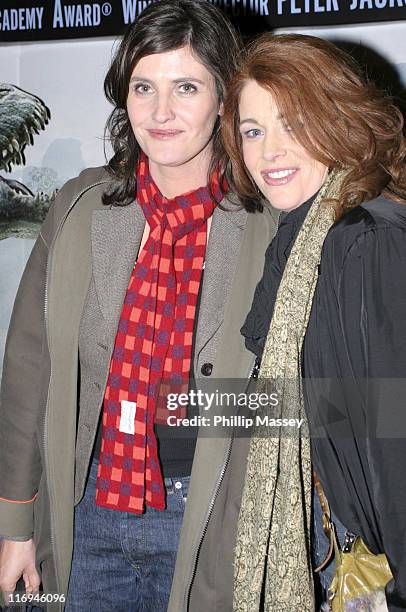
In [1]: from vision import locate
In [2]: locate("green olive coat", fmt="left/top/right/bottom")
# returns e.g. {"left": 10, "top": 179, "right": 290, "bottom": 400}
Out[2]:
{"left": 0, "top": 166, "right": 278, "bottom": 611}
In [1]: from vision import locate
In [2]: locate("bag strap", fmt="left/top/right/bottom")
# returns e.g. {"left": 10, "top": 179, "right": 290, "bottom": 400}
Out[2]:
{"left": 313, "top": 471, "right": 338, "bottom": 572}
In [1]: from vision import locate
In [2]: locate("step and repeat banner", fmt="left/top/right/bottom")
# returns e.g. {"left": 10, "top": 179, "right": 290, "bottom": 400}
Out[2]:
{"left": 0, "top": 0, "right": 406, "bottom": 370}
{"left": 0, "top": 0, "right": 405, "bottom": 39}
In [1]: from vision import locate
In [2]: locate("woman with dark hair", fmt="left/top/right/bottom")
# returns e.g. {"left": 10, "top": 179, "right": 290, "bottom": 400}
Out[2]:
{"left": 219, "top": 33, "right": 406, "bottom": 611}
{"left": 0, "top": 3, "right": 281, "bottom": 611}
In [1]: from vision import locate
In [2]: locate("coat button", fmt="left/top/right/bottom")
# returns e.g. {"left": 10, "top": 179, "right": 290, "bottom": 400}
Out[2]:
{"left": 201, "top": 363, "right": 213, "bottom": 376}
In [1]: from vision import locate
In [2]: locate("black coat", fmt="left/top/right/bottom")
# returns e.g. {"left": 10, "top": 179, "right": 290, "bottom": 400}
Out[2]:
{"left": 242, "top": 194, "right": 406, "bottom": 611}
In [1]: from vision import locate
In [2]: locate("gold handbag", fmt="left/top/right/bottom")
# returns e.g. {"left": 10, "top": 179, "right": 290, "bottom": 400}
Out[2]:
{"left": 314, "top": 473, "right": 393, "bottom": 611}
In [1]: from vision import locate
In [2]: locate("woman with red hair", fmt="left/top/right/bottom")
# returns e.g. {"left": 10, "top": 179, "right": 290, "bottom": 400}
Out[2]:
{"left": 219, "top": 33, "right": 406, "bottom": 611}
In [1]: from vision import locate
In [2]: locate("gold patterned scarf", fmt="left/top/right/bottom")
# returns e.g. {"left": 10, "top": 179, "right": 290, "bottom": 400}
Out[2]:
{"left": 233, "top": 168, "right": 346, "bottom": 611}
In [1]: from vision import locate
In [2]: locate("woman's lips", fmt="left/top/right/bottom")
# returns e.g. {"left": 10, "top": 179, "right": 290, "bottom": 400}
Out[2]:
{"left": 147, "top": 129, "right": 184, "bottom": 140}
{"left": 261, "top": 168, "right": 298, "bottom": 186}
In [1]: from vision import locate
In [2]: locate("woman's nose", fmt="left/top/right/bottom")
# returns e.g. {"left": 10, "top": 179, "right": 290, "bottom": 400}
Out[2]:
{"left": 152, "top": 95, "right": 175, "bottom": 123}
{"left": 262, "top": 133, "right": 287, "bottom": 161}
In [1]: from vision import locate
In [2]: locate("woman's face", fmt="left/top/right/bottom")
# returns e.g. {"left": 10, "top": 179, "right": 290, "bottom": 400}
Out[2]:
{"left": 127, "top": 46, "right": 221, "bottom": 171}
{"left": 239, "top": 80, "right": 328, "bottom": 211}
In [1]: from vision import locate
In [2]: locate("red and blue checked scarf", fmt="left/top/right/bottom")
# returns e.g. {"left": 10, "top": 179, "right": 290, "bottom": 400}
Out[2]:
{"left": 95, "top": 153, "right": 223, "bottom": 513}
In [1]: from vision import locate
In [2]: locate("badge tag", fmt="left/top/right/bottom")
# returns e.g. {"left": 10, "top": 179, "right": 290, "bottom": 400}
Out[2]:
{"left": 119, "top": 400, "right": 137, "bottom": 434}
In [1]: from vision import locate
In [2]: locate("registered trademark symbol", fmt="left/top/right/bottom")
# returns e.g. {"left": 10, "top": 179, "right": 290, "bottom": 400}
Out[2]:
{"left": 101, "top": 2, "right": 112, "bottom": 16}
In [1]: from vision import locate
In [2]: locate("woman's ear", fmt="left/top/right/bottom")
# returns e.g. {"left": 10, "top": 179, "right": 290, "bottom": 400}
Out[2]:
{"left": 218, "top": 101, "right": 224, "bottom": 116}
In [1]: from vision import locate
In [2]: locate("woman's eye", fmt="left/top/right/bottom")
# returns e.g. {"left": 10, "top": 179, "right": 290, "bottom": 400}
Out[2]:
{"left": 178, "top": 83, "right": 197, "bottom": 94}
{"left": 133, "top": 83, "right": 152, "bottom": 94}
{"left": 243, "top": 128, "right": 263, "bottom": 139}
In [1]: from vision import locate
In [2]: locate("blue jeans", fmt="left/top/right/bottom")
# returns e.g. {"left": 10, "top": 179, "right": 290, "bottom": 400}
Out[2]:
{"left": 312, "top": 484, "right": 347, "bottom": 600}
{"left": 63, "top": 456, "right": 190, "bottom": 612}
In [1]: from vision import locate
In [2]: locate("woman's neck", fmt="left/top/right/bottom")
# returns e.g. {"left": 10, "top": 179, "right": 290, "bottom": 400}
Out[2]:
{"left": 148, "top": 143, "right": 213, "bottom": 199}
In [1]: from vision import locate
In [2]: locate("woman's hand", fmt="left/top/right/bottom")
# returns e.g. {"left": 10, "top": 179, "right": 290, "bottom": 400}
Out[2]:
{"left": 0, "top": 538, "right": 41, "bottom": 604}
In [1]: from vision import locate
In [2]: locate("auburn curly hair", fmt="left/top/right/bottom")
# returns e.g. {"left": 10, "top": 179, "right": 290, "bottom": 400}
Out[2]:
{"left": 221, "top": 33, "right": 406, "bottom": 215}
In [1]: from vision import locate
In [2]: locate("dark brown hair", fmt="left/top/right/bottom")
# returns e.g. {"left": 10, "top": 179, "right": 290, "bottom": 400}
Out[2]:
{"left": 103, "top": 0, "right": 242, "bottom": 207}
{"left": 222, "top": 33, "right": 406, "bottom": 214}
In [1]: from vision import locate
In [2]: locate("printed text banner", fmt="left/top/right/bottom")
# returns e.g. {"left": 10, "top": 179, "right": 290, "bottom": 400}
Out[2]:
{"left": 0, "top": 0, "right": 405, "bottom": 43}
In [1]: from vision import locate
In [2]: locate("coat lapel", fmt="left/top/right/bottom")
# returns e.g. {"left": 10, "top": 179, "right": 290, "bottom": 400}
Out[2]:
{"left": 91, "top": 197, "right": 248, "bottom": 354}
{"left": 194, "top": 201, "right": 247, "bottom": 358}
{"left": 91, "top": 201, "right": 145, "bottom": 341}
